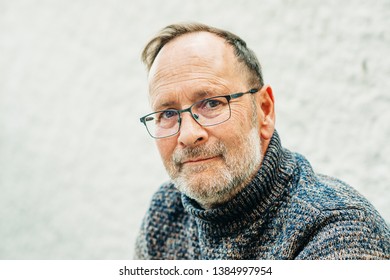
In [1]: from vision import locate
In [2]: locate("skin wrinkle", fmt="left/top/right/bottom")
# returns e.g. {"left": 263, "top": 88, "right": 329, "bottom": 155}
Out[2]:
{"left": 150, "top": 76, "right": 233, "bottom": 111}
{"left": 151, "top": 82, "right": 230, "bottom": 111}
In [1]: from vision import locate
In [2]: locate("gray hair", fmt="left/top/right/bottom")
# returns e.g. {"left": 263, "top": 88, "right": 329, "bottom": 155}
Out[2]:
{"left": 141, "top": 22, "right": 264, "bottom": 87}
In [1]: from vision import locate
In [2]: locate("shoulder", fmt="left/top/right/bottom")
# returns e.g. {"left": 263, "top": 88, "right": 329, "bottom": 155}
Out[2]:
{"left": 289, "top": 152, "right": 375, "bottom": 213}
{"left": 288, "top": 151, "right": 389, "bottom": 233}
{"left": 311, "top": 173, "right": 389, "bottom": 237}
{"left": 286, "top": 153, "right": 390, "bottom": 259}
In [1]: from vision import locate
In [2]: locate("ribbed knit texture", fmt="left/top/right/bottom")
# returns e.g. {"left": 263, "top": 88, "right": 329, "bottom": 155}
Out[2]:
{"left": 134, "top": 131, "right": 390, "bottom": 259}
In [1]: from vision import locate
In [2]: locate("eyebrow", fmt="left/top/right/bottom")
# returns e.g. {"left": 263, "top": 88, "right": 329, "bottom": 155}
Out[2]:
{"left": 159, "top": 100, "right": 176, "bottom": 109}
{"left": 155, "top": 90, "right": 213, "bottom": 110}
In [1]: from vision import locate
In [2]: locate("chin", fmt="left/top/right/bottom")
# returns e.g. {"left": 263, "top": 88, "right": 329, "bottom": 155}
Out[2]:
{"left": 174, "top": 172, "right": 234, "bottom": 204}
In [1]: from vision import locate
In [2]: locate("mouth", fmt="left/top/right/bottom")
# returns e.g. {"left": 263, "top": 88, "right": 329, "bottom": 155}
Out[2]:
{"left": 182, "top": 156, "right": 220, "bottom": 165}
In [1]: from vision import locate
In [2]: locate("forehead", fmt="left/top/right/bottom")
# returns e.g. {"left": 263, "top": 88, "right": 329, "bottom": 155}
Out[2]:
{"left": 148, "top": 32, "right": 245, "bottom": 109}
{"left": 150, "top": 32, "right": 232, "bottom": 75}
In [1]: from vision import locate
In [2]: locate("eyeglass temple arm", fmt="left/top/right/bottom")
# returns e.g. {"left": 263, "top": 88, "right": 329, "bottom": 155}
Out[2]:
{"left": 230, "top": 88, "right": 259, "bottom": 99}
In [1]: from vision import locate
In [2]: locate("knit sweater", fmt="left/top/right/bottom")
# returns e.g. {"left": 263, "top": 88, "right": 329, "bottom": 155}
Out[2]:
{"left": 134, "top": 131, "right": 390, "bottom": 259}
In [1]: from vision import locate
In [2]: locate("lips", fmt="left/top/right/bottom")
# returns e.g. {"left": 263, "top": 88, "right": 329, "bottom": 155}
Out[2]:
{"left": 182, "top": 156, "right": 219, "bottom": 164}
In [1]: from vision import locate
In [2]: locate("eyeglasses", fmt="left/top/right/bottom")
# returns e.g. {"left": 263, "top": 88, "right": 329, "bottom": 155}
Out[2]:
{"left": 140, "top": 88, "right": 259, "bottom": 139}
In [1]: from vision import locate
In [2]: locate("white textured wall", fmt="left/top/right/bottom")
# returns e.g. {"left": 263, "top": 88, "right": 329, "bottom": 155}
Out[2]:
{"left": 1, "top": 0, "right": 389, "bottom": 259}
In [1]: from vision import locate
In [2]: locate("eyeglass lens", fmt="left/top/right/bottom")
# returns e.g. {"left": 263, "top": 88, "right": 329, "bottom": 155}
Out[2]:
{"left": 144, "top": 96, "right": 231, "bottom": 138}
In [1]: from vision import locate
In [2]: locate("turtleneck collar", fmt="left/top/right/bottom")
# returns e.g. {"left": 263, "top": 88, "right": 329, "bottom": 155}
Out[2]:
{"left": 181, "top": 130, "right": 295, "bottom": 237}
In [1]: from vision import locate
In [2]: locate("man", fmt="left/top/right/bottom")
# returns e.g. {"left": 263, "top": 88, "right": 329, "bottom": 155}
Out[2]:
{"left": 135, "top": 22, "right": 390, "bottom": 259}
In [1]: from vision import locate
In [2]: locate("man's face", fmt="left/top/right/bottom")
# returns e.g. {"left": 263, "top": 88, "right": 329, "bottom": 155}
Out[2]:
{"left": 148, "top": 32, "right": 263, "bottom": 208}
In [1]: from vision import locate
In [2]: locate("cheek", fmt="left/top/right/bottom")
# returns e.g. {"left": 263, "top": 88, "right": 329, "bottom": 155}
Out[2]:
{"left": 211, "top": 111, "right": 250, "bottom": 147}
{"left": 156, "top": 139, "right": 176, "bottom": 163}
{"left": 229, "top": 105, "right": 253, "bottom": 131}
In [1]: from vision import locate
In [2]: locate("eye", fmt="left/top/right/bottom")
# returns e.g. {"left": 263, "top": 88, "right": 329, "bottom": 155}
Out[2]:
{"left": 203, "top": 98, "right": 223, "bottom": 109}
{"left": 160, "top": 110, "right": 178, "bottom": 120}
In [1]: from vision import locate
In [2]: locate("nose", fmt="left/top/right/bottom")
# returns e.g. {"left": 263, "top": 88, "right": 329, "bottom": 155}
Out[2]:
{"left": 177, "top": 112, "right": 208, "bottom": 147}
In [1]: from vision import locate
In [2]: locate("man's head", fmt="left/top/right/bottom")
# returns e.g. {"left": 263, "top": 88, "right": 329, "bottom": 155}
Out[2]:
{"left": 141, "top": 23, "right": 275, "bottom": 209}
{"left": 142, "top": 23, "right": 264, "bottom": 90}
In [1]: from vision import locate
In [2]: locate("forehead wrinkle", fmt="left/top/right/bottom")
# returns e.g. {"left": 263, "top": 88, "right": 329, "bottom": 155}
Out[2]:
{"left": 151, "top": 84, "right": 223, "bottom": 111}
{"left": 149, "top": 73, "right": 238, "bottom": 110}
{"left": 157, "top": 90, "right": 209, "bottom": 110}
{"left": 150, "top": 61, "right": 224, "bottom": 89}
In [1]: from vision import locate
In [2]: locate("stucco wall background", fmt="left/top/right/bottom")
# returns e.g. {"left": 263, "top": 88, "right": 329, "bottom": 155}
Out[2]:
{"left": 0, "top": 0, "right": 389, "bottom": 259}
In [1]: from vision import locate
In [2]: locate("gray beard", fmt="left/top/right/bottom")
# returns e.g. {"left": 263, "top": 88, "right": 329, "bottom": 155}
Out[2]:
{"left": 166, "top": 127, "right": 262, "bottom": 208}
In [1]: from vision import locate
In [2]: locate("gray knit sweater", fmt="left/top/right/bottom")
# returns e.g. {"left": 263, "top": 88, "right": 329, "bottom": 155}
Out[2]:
{"left": 134, "top": 131, "right": 390, "bottom": 259}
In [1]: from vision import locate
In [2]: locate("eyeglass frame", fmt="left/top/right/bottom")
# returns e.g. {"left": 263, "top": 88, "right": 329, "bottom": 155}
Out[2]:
{"left": 139, "top": 88, "right": 259, "bottom": 139}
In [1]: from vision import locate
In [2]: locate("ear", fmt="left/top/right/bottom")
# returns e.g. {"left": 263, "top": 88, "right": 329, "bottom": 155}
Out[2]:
{"left": 257, "top": 85, "right": 275, "bottom": 140}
